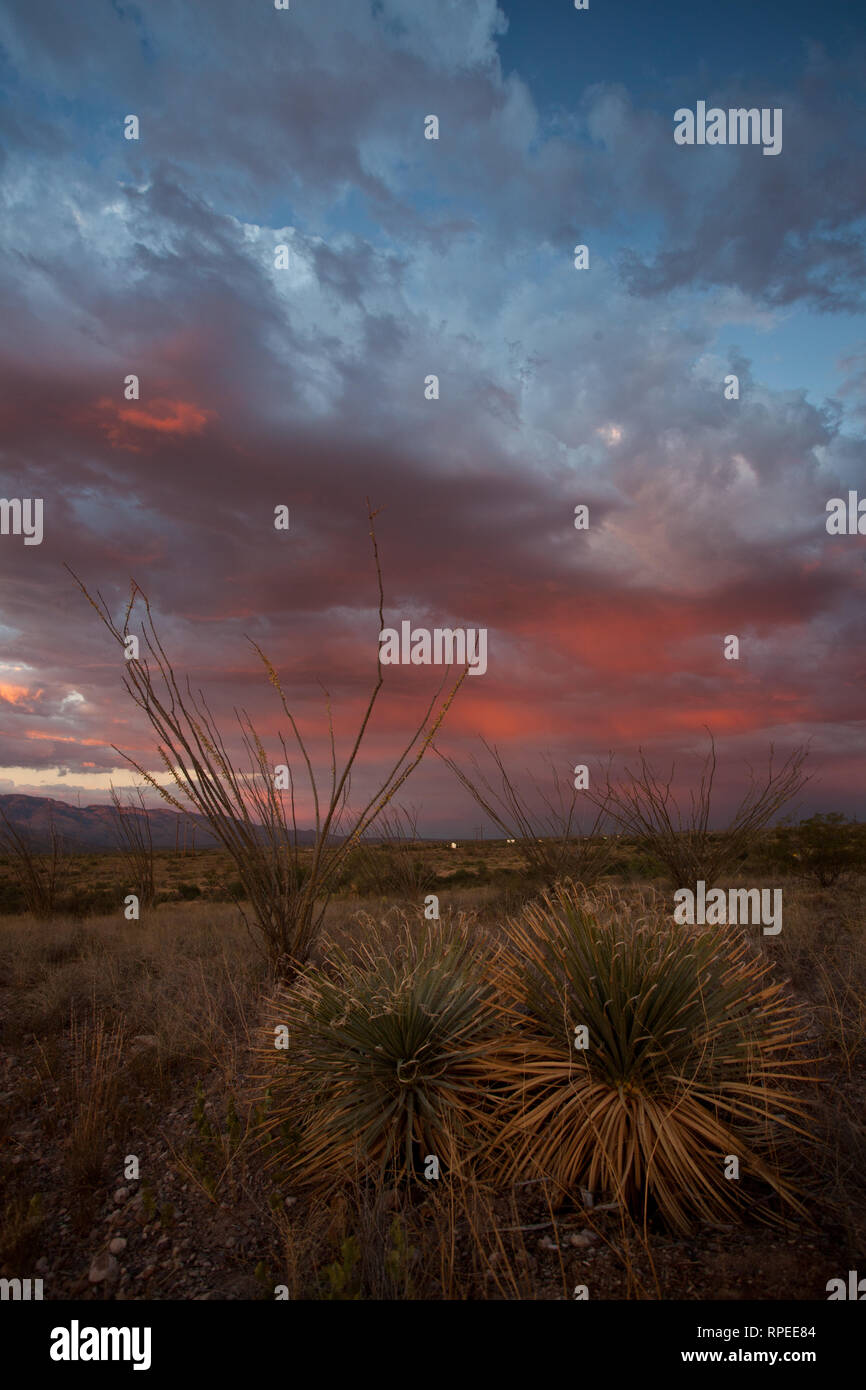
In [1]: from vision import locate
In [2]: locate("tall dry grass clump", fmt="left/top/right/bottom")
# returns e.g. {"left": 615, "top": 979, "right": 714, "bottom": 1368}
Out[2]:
{"left": 65, "top": 1008, "right": 127, "bottom": 1188}
{"left": 487, "top": 882, "right": 814, "bottom": 1233}
{"left": 259, "top": 917, "right": 499, "bottom": 1189}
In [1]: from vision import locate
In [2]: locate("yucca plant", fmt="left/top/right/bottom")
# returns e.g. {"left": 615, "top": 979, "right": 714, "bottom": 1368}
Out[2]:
{"left": 259, "top": 920, "right": 499, "bottom": 1189}
{"left": 488, "top": 882, "right": 813, "bottom": 1233}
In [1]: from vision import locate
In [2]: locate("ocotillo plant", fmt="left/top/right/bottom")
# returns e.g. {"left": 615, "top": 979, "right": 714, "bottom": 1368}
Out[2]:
{"left": 434, "top": 739, "right": 614, "bottom": 887}
{"left": 585, "top": 732, "right": 810, "bottom": 887}
{"left": 109, "top": 785, "right": 156, "bottom": 910}
{"left": 68, "top": 505, "right": 467, "bottom": 974}
{"left": 0, "top": 803, "right": 67, "bottom": 919}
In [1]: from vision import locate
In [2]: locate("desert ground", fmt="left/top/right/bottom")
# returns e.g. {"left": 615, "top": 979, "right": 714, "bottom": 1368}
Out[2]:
{"left": 0, "top": 836, "right": 863, "bottom": 1301}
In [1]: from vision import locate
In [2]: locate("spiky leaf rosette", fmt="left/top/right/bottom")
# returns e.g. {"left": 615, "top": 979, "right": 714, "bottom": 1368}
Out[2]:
{"left": 488, "top": 883, "right": 813, "bottom": 1232}
{"left": 260, "top": 920, "right": 499, "bottom": 1188}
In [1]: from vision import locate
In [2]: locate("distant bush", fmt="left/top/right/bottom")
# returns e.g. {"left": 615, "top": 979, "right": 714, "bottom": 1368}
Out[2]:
{"left": 765, "top": 814, "right": 865, "bottom": 888}
{"left": 438, "top": 865, "right": 486, "bottom": 887}
{"left": 0, "top": 878, "right": 26, "bottom": 914}
{"left": 55, "top": 886, "right": 120, "bottom": 918}
{"left": 336, "top": 845, "right": 434, "bottom": 898}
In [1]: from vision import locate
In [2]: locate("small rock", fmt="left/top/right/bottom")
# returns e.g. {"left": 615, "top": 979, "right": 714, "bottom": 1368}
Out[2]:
{"left": 580, "top": 1188, "right": 594, "bottom": 1209}
{"left": 109, "top": 1237, "right": 127, "bottom": 1255}
{"left": 36, "top": 1257, "right": 49, "bottom": 1273}
{"left": 88, "top": 1251, "right": 120, "bottom": 1285}
{"left": 284, "top": 1196, "right": 297, "bottom": 1208}
{"left": 570, "top": 1233, "right": 593, "bottom": 1249}
{"left": 538, "top": 1235, "right": 559, "bottom": 1252}
{"left": 113, "top": 1187, "right": 130, "bottom": 1205}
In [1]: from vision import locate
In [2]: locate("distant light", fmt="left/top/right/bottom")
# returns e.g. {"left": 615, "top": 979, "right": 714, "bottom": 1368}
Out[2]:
{"left": 450, "top": 841, "right": 457, "bottom": 849}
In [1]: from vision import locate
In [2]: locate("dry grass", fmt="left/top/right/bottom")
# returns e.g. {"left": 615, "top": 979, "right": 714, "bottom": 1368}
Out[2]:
{"left": 0, "top": 902, "right": 266, "bottom": 1054}
{"left": 63, "top": 1010, "right": 127, "bottom": 1188}
{"left": 1, "top": 867, "right": 864, "bottom": 1297}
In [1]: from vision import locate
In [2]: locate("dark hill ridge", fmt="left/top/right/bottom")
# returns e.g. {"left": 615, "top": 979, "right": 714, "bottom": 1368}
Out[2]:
{"left": 0, "top": 793, "right": 317, "bottom": 852}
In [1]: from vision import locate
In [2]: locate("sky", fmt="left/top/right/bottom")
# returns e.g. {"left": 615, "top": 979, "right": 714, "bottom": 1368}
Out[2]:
{"left": 0, "top": 0, "right": 864, "bottom": 835}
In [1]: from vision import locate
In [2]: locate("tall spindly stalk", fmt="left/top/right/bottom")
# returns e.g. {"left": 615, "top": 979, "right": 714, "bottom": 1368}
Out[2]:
{"left": 68, "top": 505, "right": 467, "bottom": 973}
{"left": 109, "top": 785, "right": 156, "bottom": 910}
{"left": 585, "top": 732, "right": 810, "bottom": 887}
{"left": 0, "top": 804, "right": 67, "bottom": 918}
{"left": 434, "top": 739, "right": 614, "bottom": 887}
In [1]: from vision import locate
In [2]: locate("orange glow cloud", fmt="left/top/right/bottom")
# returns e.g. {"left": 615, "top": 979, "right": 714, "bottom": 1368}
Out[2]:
{"left": 667, "top": 706, "right": 762, "bottom": 735}
{"left": 93, "top": 397, "right": 214, "bottom": 448}
{"left": 22, "top": 730, "right": 106, "bottom": 747}
{"left": 446, "top": 697, "right": 556, "bottom": 740}
{"left": 520, "top": 604, "right": 685, "bottom": 677}
{"left": 0, "top": 684, "right": 29, "bottom": 703}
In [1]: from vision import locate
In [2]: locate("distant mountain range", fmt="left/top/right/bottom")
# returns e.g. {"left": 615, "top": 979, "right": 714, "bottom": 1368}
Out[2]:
{"left": 0, "top": 794, "right": 318, "bottom": 852}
